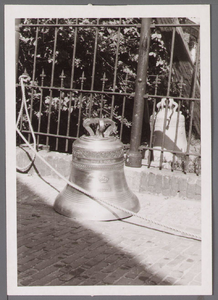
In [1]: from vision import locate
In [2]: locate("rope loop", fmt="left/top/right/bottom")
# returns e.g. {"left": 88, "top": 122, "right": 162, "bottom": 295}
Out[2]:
{"left": 16, "top": 74, "right": 37, "bottom": 173}
{"left": 19, "top": 74, "right": 31, "bottom": 83}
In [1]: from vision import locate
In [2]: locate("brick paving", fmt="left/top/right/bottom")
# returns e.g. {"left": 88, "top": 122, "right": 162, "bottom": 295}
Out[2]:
{"left": 17, "top": 172, "right": 201, "bottom": 286}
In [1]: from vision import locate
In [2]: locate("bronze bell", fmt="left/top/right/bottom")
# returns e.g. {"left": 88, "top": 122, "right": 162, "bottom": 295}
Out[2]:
{"left": 54, "top": 118, "right": 140, "bottom": 221}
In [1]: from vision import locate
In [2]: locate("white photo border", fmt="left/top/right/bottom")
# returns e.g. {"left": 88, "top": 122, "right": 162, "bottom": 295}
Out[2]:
{"left": 5, "top": 4, "right": 212, "bottom": 296}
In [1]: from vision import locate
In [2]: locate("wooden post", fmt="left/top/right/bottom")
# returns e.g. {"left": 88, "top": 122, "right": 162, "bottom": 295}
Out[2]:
{"left": 126, "top": 18, "right": 151, "bottom": 168}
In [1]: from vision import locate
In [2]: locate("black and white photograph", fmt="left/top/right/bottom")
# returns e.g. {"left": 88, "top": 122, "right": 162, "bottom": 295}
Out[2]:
{"left": 5, "top": 4, "right": 212, "bottom": 296}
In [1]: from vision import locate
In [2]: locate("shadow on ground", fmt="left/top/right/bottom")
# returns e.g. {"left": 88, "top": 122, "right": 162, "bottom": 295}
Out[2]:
{"left": 17, "top": 176, "right": 171, "bottom": 286}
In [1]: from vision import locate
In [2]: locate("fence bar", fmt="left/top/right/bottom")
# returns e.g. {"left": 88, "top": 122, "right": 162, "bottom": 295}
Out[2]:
{"left": 171, "top": 100, "right": 181, "bottom": 171}
{"left": 56, "top": 90, "right": 62, "bottom": 151}
{"left": 21, "top": 23, "right": 199, "bottom": 28}
{"left": 46, "top": 19, "right": 58, "bottom": 147}
{"left": 184, "top": 101, "right": 194, "bottom": 170}
{"left": 37, "top": 69, "right": 46, "bottom": 147}
{"left": 159, "top": 27, "right": 176, "bottom": 170}
{"left": 120, "top": 73, "right": 128, "bottom": 140}
{"left": 110, "top": 18, "right": 121, "bottom": 119}
{"left": 27, "top": 127, "right": 204, "bottom": 158}
{"left": 151, "top": 23, "right": 200, "bottom": 28}
{"left": 77, "top": 94, "right": 83, "bottom": 138}
{"left": 70, "top": 23, "right": 78, "bottom": 90}
{"left": 76, "top": 72, "right": 86, "bottom": 137}
{"left": 171, "top": 76, "right": 184, "bottom": 171}
{"left": 184, "top": 34, "right": 200, "bottom": 173}
{"left": 120, "top": 96, "right": 126, "bottom": 140}
{"left": 23, "top": 130, "right": 77, "bottom": 140}
{"left": 27, "top": 85, "right": 134, "bottom": 97}
{"left": 17, "top": 83, "right": 200, "bottom": 101}
{"left": 125, "top": 18, "right": 151, "bottom": 168}
{"left": 146, "top": 94, "right": 200, "bottom": 101}
{"left": 65, "top": 23, "right": 78, "bottom": 152}
{"left": 137, "top": 145, "right": 200, "bottom": 157}
{"left": 89, "top": 19, "right": 99, "bottom": 117}
{"left": 28, "top": 19, "right": 39, "bottom": 143}
{"left": 147, "top": 98, "right": 156, "bottom": 167}
{"left": 147, "top": 75, "right": 160, "bottom": 167}
{"left": 100, "top": 73, "right": 108, "bottom": 118}
{"left": 55, "top": 70, "right": 65, "bottom": 150}
{"left": 21, "top": 23, "right": 141, "bottom": 28}
{"left": 31, "top": 20, "right": 39, "bottom": 82}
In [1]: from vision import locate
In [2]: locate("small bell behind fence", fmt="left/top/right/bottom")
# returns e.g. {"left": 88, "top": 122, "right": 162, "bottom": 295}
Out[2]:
{"left": 151, "top": 98, "right": 187, "bottom": 162}
{"left": 54, "top": 118, "right": 140, "bottom": 221}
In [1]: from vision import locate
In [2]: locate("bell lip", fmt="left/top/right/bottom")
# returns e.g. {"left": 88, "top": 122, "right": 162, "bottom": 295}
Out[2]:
{"left": 54, "top": 200, "right": 140, "bottom": 221}
{"left": 53, "top": 208, "right": 136, "bottom": 221}
{"left": 53, "top": 185, "right": 140, "bottom": 221}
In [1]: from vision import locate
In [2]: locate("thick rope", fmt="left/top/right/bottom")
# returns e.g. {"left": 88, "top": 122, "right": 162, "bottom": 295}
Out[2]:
{"left": 16, "top": 75, "right": 37, "bottom": 173}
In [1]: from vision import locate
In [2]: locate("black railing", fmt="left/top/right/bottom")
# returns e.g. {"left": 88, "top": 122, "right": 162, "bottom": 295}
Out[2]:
{"left": 16, "top": 17, "right": 201, "bottom": 174}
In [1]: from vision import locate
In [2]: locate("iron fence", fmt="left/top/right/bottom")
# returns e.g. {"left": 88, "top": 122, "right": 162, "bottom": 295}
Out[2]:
{"left": 16, "top": 17, "right": 201, "bottom": 174}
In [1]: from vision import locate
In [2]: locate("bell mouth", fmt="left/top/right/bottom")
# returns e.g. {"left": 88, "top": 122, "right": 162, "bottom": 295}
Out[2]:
{"left": 54, "top": 185, "right": 140, "bottom": 221}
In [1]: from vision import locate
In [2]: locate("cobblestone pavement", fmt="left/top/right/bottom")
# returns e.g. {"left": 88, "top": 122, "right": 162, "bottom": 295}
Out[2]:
{"left": 17, "top": 173, "right": 201, "bottom": 286}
